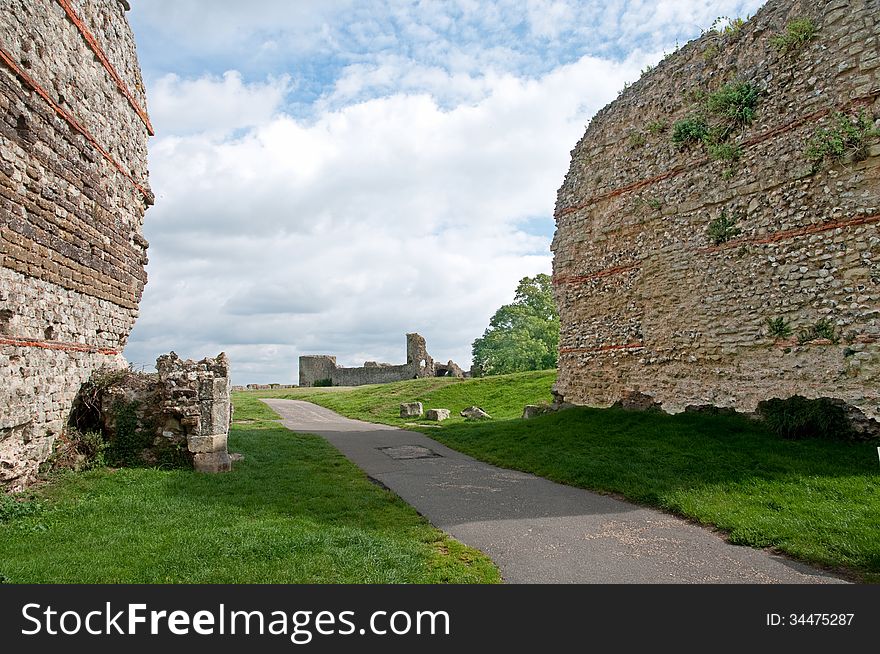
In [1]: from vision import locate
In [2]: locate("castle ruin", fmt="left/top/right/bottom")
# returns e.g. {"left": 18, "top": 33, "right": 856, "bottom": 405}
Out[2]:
{"left": 299, "top": 333, "right": 466, "bottom": 387}
{"left": 552, "top": 0, "right": 879, "bottom": 421}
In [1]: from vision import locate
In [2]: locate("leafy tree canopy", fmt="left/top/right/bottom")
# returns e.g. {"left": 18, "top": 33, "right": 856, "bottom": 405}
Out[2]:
{"left": 471, "top": 274, "right": 559, "bottom": 376}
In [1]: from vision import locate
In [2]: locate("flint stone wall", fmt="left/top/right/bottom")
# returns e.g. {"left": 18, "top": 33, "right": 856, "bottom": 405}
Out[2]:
{"left": 0, "top": 0, "right": 151, "bottom": 489}
{"left": 552, "top": 0, "right": 880, "bottom": 420}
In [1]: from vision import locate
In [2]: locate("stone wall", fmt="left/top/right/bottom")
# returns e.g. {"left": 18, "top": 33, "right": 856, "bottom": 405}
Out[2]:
{"left": 299, "top": 333, "right": 466, "bottom": 387}
{"left": 156, "top": 353, "right": 232, "bottom": 473}
{"left": 552, "top": 0, "right": 880, "bottom": 419}
{"left": 76, "top": 353, "right": 232, "bottom": 473}
{"left": 0, "top": 1, "right": 152, "bottom": 489}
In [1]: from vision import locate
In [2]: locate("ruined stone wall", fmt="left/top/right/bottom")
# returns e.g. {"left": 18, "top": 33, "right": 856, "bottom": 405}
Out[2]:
{"left": 156, "top": 353, "right": 231, "bottom": 473}
{"left": 0, "top": 0, "right": 152, "bottom": 489}
{"left": 299, "top": 333, "right": 465, "bottom": 387}
{"left": 553, "top": 0, "right": 880, "bottom": 419}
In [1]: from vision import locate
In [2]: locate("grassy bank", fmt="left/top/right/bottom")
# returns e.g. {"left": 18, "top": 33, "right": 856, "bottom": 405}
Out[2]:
{"left": 250, "top": 372, "right": 880, "bottom": 581}
{"left": 254, "top": 369, "right": 557, "bottom": 426}
{"left": 0, "top": 394, "right": 499, "bottom": 584}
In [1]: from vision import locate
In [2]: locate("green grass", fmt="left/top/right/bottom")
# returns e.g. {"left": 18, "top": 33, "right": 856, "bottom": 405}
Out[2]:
{"left": 251, "top": 373, "right": 880, "bottom": 581}
{"left": 256, "top": 369, "right": 556, "bottom": 427}
{"left": 0, "top": 397, "right": 499, "bottom": 584}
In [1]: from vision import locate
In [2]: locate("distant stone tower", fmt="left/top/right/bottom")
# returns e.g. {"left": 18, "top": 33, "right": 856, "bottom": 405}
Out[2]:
{"left": 1, "top": 1, "right": 153, "bottom": 489}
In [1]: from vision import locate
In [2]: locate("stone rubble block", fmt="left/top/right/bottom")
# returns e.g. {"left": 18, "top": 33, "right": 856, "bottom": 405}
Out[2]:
{"left": 426, "top": 408, "right": 450, "bottom": 421}
{"left": 400, "top": 402, "right": 424, "bottom": 418}
{"left": 157, "top": 352, "right": 233, "bottom": 473}
{"left": 194, "top": 451, "right": 232, "bottom": 474}
{"left": 460, "top": 406, "right": 491, "bottom": 420}
{"left": 187, "top": 433, "right": 228, "bottom": 454}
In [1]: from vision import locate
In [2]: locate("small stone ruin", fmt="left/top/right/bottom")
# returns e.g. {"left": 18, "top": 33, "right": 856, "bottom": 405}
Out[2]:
{"left": 156, "top": 352, "right": 233, "bottom": 473}
{"left": 72, "top": 352, "right": 233, "bottom": 473}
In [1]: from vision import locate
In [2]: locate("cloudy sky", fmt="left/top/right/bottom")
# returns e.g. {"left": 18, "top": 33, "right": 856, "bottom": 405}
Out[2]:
{"left": 124, "top": 0, "right": 765, "bottom": 384}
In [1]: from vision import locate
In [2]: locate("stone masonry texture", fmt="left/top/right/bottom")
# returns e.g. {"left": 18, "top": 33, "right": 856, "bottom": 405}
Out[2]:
{"left": 1, "top": 1, "right": 152, "bottom": 489}
{"left": 552, "top": 0, "right": 880, "bottom": 420}
{"left": 156, "top": 352, "right": 232, "bottom": 474}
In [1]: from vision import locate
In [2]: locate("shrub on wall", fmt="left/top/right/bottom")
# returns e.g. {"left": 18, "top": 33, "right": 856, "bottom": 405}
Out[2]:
{"left": 771, "top": 18, "right": 817, "bottom": 55}
{"left": 672, "top": 115, "right": 709, "bottom": 148}
{"left": 707, "top": 210, "right": 742, "bottom": 245}
{"left": 706, "top": 81, "right": 759, "bottom": 135}
{"left": 756, "top": 396, "right": 852, "bottom": 441}
{"left": 804, "top": 111, "right": 879, "bottom": 169}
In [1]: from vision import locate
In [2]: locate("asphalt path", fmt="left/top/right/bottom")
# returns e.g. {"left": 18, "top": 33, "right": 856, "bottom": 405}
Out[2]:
{"left": 262, "top": 398, "right": 847, "bottom": 584}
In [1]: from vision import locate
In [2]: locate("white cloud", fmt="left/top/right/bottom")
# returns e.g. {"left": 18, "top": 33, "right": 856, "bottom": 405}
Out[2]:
{"left": 127, "top": 51, "right": 644, "bottom": 383}
{"left": 126, "top": 0, "right": 770, "bottom": 383}
{"left": 150, "top": 71, "right": 290, "bottom": 135}
{"left": 525, "top": 0, "right": 575, "bottom": 39}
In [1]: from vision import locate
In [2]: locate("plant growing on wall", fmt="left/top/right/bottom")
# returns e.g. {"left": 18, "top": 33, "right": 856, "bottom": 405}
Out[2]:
{"left": 765, "top": 316, "right": 792, "bottom": 339}
{"left": 707, "top": 141, "right": 743, "bottom": 162}
{"left": 804, "top": 111, "right": 879, "bottom": 169}
{"left": 798, "top": 319, "right": 839, "bottom": 344}
{"left": 672, "top": 115, "right": 709, "bottom": 148}
{"left": 634, "top": 196, "right": 662, "bottom": 212}
{"left": 707, "top": 210, "right": 742, "bottom": 245}
{"left": 672, "top": 82, "right": 759, "bottom": 167}
{"left": 107, "top": 400, "right": 153, "bottom": 466}
{"left": 706, "top": 81, "right": 759, "bottom": 136}
{"left": 629, "top": 131, "right": 646, "bottom": 148}
{"left": 705, "top": 15, "right": 749, "bottom": 38}
{"left": 646, "top": 120, "right": 667, "bottom": 135}
{"left": 771, "top": 18, "right": 817, "bottom": 55}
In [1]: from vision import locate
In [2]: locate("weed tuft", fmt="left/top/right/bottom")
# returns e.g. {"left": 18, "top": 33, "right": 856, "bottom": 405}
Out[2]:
{"left": 805, "top": 111, "right": 879, "bottom": 169}
{"left": 707, "top": 210, "right": 742, "bottom": 245}
{"left": 771, "top": 18, "right": 817, "bottom": 54}
{"left": 798, "top": 318, "right": 839, "bottom": 344}
{"left": 646, "top": 120, "right": 668, "bottom": 135}
{"left": 706, "top": 81, "right": 759, "bottom": 135}
{"left": 766, "top": 316, "right": 792, "bottom": 339}
{"left": 672, "top": 115, "right": 709, "bottom": 148}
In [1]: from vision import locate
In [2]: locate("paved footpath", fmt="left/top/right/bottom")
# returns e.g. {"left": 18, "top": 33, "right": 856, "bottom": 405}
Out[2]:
{"left": 262, "top": 399, "right": 847, "bottom": 584}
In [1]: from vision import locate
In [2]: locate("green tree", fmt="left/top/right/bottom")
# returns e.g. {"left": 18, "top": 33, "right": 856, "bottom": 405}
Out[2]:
{"left": 471, "top": 274, "right": 559, "bottom": 376}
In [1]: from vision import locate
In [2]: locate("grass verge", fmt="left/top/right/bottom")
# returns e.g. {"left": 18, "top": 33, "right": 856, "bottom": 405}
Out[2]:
{"left": 249, "top": 372, "right": 880, "bottom": 581}
{"left": 0, "top": 395, "right": 499, "bottom": 584}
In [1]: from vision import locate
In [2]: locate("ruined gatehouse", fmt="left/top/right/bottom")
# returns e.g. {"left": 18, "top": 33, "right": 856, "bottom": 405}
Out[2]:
{"left": 299, "top": 333, "right": 466, "bottom": 387}
{"left": 552, "top": 0, "right": 879, "bottom": 422}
